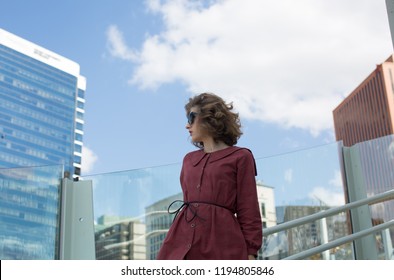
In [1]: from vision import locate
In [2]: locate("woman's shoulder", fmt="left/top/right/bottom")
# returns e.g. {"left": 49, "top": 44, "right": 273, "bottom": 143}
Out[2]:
{"left": 182, "top": 149, "right": 204, "bottom": 162}
{"left": 232, "top": 146, "right": 255, "bottom": 157}
{"left": 182, "top": 146, "right": 255, "bottom": 164}
{"left": 184, "top": 149, "right": 204, "bottom": 157}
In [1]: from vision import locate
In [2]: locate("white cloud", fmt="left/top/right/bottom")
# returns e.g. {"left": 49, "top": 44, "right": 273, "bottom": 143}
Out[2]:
{"left": 106, "top": 25, "right": 138, "bottom": 61}
{"left": 81, "top": 146, "right": 98, "bottom": 174}
{"left": 309, "top": 170, "right": 345, "bottom": 206}
{"left": 309, "top": 186, "right": 345, "bottom": 206}
{"left": 106, "top": 0, "right": 392, "bottom": 136}
{"left": 329, "top": 170, "right": 344, "bottom": 189}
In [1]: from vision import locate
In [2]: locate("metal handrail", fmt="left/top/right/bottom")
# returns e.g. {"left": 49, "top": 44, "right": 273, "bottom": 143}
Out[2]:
{"left": 262, "top": 189, "right": 394, "bottom": 260}
{"left": 285, "top": 219, "right": 394, "bottom": 260}
{"left": 263, "top": 189, "right": 394, "bottom": 236}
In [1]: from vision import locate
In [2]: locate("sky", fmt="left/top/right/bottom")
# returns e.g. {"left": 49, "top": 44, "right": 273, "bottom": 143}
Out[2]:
{"left": 1, "top": 0, "right": 393, "bottom": 181}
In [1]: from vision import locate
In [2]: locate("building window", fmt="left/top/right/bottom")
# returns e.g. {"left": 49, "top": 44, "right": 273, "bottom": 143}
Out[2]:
{"left": 261, "top": 203, "right": 266, "bottom": 218}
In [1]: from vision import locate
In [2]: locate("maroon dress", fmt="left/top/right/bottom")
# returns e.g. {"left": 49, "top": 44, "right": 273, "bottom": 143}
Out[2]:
{"left": 157, "top": 146, "right": 262, "bottom": 260}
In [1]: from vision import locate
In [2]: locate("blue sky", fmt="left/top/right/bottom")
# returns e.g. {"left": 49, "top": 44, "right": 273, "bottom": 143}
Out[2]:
{"left": 1, "top": 0, "right": 392, "bottom": 180}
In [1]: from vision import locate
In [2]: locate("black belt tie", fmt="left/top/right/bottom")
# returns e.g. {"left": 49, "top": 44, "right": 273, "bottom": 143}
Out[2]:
{"left": 168, "top": 200, "right": 234, "bottom": 223}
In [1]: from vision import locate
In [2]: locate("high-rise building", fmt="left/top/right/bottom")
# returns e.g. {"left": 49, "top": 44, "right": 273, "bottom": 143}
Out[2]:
{"left": 255, "top": 181, "right": 276, "bottom": 259}
{"left": 333, "top": 55, "right": 394, "bottom": 147}
{"left": 0, "top": 28, "right": 86, "bottom": 178}
{"left": 332, "top": 55, "right": 394, "bottom": 244}
{"left": 0, "top": 29, "right": 86, "bottom": 259}
{"left": 279, "top": 205, "right": 349, "bottom": 260}
{"left": 95, "top": 215, "right": 146, "bottom": 260}
{"left": 145, "top": 193, "right": 182, "bottom": 260}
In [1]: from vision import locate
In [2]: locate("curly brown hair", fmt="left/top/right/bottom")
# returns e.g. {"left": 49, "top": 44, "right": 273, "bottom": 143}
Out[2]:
{"left": 185, "top": 92, "right": 242, "bottom": 148}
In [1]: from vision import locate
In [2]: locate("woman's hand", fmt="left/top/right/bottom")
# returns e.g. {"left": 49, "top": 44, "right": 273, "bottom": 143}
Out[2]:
{"left": 248, "top": 255, "right": 256, "bottom": 260}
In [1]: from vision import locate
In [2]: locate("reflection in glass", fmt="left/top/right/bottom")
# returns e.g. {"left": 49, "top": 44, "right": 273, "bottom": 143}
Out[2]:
{"left": 81, "top": 137, "right": 394, "bottom": 260}
{"left": 0, "top": 165, "right": 63, "bottom": 259}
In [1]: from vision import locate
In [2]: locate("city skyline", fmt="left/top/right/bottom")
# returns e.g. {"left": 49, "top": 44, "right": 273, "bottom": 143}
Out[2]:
{"left": 1, "top": 0, "right": 392, "bottom": 178}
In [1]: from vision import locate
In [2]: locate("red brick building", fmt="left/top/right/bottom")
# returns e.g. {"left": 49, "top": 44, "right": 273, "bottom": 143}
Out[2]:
{"left": 333, "top": 55, "right": 394, "bottom": 147}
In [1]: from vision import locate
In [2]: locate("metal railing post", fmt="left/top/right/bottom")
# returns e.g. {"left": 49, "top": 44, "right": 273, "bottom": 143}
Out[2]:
{"left": 386, "top": 0, "right": 394, "bottom": 49}
{"left": 59, "top": 178, "right": 96, "bottom": 259}
{"left": 382, "top": 228, "right": 394, "bottom": 260}
{"left": 342, "top": 147, "right": 378, "bottom": 259}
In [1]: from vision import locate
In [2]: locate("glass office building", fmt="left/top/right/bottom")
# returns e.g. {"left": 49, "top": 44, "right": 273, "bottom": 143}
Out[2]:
{"left": 0, "top": 29, "right": 86, "bottom": 259}
{"left": 0, "top": 28, "right": 86, "bottom": 177}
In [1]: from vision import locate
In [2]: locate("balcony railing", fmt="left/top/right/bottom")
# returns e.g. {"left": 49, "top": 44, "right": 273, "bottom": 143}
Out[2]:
{"left": 1, "top": 135, "right": 394, "bottom": 259}
{"left": 263, "top": 189, "right": 394, "bottom": 260}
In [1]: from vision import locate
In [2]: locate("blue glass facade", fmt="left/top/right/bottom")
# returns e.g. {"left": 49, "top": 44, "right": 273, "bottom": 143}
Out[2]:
{"left": 0, "top": 29, "right": 86, "bottom": 259}
{"left": 0, "top": 165, "right": 63, "bottom": 259}
{"left": 0, "top": 43, "right": 84, "bottom": 176}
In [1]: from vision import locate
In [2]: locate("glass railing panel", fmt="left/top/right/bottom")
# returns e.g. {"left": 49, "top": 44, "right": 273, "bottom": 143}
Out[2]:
{"left": 82, "top": 137, "right": 394, "bottom": 260}
{"left": 262, "top": 213, "right": 353, "bottom": 260}
{"left": 1, "top": 137, "right": 392, "bottom": 260}
{"left": 345, "top": 134, "right": 394, "bottom": 223}
{"left": 255, "top": 142, "right": 352, "bottom": 259}
{"left": 0, "top": 164, "right": 63, "bottom": 259}
{"left": 83, "top": 164, "right": 182, "bottom": 260}
{"left": 83, "top": 142, "right": 353, "bottom": 260}
{"left": 341, "top": 134, "right": 394, "bottom": 260}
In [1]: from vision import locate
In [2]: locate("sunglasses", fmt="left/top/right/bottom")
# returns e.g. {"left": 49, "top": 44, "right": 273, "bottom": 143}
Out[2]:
{"left": 187, "top": 111, "right": 198, "bottom": 125}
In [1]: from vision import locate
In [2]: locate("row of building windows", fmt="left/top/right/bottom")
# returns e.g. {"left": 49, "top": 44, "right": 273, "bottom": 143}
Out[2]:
{"left": 0, "top": 84, "right": 74, "bottom": 118}
{"left": 147, "top": 215, "right": 172, "bottom": 232}
{"left": 0, "top": 131, "right": 72, "bottom": 162}
{"left": 0, "top": 71, "right": 75, "bottom": 106}
{"left": 0, "top": 211, "right": 57, "bottom": 234}
{"left": 0, "top": 179, "right": 59, "bottom": 196}
{"left": 334, "top": 70, "right": 392, "bottom": 146}
{"left": 1, "top": 126, "right": 72, "bottom": 154}
{"left": 5, "top": 194, "right": 58, "bottom": 210}
{"left": 0, "top": 45, "right": 78, "bottom": 90}
{"left": 0, "top": 109, "right": 72, "bottom": 145}
{"left": 15, "top": 65, "right": 76, "bottom": 96}
{"left": 0, "top": 150, "right": 71, "bottom": 172}
{"left": 0, "top": 97, "right": 73, "bottom": 131}
{"left": 0, "top": 82, "right": 75, "bottom": 120}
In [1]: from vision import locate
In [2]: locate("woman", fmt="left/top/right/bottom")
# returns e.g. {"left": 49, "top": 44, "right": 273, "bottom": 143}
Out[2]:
{"left": 157, "top": 93, "right": 262, "bottom": 260}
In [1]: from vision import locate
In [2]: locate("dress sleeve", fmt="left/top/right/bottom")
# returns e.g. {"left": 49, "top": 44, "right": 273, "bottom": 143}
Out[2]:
{"left": 236, "top": 149, "right": 263, "bottom": 256}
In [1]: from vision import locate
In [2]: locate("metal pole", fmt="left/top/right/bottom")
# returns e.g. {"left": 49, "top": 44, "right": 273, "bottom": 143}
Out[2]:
{"left": 319, "top": 217, "right": 330, "bottom": 260}
{"left": 59, "top": 178, "right": 96, "bottom": 259}
{"left": 341, "top": 147, "right": 378, "bottom": 259}
{"left": 263, "top": 189, "right": 394, "bottom": 236}
{"left": 285, "top": 220, "right": 394, "bottom": 260}
{"left": 386, "top": 0, "right": 394, "bottom": 49}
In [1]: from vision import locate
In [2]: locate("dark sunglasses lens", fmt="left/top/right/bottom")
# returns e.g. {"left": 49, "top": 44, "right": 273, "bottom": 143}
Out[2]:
{"left": 188, "top": 112, "right": 196, "bottom": 125}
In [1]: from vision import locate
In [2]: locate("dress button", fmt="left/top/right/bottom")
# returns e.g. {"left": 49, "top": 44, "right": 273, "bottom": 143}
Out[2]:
{"left": 187, "top": 244, "right": 192, "bottom": 248}
{"left": 193, "top": 203, "right": 199, "bottom": 207}
{"left": 191, "top": 223, "right": 195, "bottom": 228}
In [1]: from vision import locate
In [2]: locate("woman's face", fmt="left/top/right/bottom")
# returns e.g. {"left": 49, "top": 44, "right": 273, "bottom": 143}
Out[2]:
{"left": 186, "top": 106, "right": 206, "bottom": 143}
